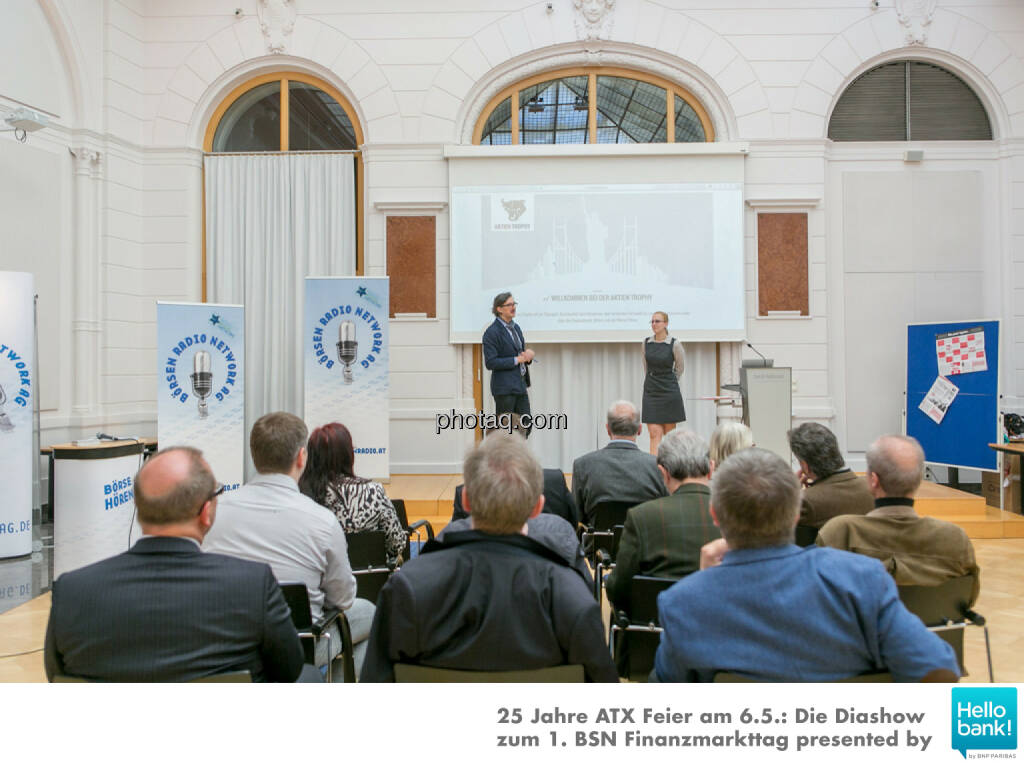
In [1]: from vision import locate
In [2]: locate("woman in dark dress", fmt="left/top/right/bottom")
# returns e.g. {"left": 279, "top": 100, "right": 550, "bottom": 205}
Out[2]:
{"left": 641, "top": 311, "right": 685, "bottom": 454}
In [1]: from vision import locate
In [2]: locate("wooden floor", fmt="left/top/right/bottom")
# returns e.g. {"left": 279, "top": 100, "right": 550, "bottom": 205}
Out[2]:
{"left": 2, "top": 537, "right": 1022, "bottom": 683}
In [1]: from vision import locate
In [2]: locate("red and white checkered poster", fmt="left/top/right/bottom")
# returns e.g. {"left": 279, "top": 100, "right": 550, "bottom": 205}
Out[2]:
{"left": 935, "top": 326, "right": 987, "bottom": 376}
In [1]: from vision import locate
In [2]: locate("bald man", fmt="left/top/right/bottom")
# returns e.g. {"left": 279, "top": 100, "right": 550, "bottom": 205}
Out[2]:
{"left": 44, "top": 446, "right": 306, "bottom": 682}
{"left": 572, "top": 400, "right": 667, "bottom": 526}
{"left": 817, "top": 434, "right": 980, "bottom": 605}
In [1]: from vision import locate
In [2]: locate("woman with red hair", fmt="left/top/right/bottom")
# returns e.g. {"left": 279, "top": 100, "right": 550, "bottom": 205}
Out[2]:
{"left": 299, "top": 422, "right": 405, "bottom": 562}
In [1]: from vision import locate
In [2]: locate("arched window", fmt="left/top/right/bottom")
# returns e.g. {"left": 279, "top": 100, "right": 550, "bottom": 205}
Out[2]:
{"left": 474, "top": 68, "right": 713, "bottom": 144}
{"left": 202, "top": 72, "right": 365, "bottom": 296}
{"left": 204, "top": 72, "right": 362, "bottom": 152}
{"left": 828, "top": 61, "right": 992, "bottom": 141}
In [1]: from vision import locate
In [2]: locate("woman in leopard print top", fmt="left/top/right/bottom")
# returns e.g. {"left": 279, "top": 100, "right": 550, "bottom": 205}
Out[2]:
{"left": 299, "top": 422, "right": 405, "bottom": 562}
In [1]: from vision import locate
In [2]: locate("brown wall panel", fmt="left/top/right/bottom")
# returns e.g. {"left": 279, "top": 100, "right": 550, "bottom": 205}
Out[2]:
{"left": 757, "top": 212, "right": 809, "bottom": 316}
{"left": 387, "top": 216, "right": 436, "bottom": 318}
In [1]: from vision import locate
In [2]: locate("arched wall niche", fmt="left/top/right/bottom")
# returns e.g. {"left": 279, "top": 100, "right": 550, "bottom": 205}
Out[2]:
{"left": 824, "top": 47, "right": 1008, "bottom": 141}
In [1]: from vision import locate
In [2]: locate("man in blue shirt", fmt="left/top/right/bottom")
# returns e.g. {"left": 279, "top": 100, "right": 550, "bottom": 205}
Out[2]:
{"left": 654, "top": 448, "right": 960, "bottom": 682}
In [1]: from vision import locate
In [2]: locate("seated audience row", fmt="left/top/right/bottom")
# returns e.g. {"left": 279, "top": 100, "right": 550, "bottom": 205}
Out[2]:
{"left": 43, "top": 405, "right": 974, "bottom": 684}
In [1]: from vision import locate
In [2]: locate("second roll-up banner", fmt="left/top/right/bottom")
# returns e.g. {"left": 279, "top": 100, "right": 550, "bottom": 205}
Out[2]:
{"left": 304, "top": 277, "right": 390, "bottom": 480}
{"left": 156, "top": 302, "right": 245, "bottom": 490}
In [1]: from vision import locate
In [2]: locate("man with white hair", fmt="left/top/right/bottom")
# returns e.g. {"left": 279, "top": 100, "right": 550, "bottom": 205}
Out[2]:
{"left": 654, "top": 448, "right": 960, "bottom": 682}
{"left": 818, "top": 434, "right": 980, "bottom": 604}
{"left": 605, "top": 428, "right": 719, "bottom": 611}
{"left": 572, "top": 400, "right": 667, "bottom": 526}
{"left": 361, "top": 433, "right": 617, "bottom": 682}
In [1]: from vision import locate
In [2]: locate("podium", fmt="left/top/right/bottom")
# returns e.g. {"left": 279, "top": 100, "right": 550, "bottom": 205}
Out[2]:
{"left": 51, "top": 440, "right": 147, "bottom": 578}
{"left": 729, "top": 361, "right": 793, "bottom": 462}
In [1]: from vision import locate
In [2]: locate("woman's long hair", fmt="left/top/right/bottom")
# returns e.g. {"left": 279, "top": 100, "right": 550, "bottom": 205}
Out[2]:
{"left": 299, "top": 422, "right": 364, "bottom": 505}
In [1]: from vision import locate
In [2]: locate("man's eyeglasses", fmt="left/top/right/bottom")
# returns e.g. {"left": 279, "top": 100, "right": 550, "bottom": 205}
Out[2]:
{"left": 207, "top": 483, "right": 226, "bottom": 503}
{"left": 502, "top": 301, "right": 518, "bottom": 308}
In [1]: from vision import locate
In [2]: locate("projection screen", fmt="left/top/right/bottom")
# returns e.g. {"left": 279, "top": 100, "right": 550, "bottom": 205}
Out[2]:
{"left": 446, "top": 145, "right": 747, "bottom": 344}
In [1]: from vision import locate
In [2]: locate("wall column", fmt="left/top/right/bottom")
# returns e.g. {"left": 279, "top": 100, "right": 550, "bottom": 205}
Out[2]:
{"left": 70, "top": 147, "right": 101, "bottom": 417}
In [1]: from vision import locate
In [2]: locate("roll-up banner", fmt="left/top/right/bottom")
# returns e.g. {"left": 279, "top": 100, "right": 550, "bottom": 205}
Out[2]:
{"left": 304, "top": 277, "right": 390, "bottom": 479}
{"left": 0, "top": 271, "right": 34, "bottom": 559}
{"left": 157, "top": 302, "right": 245, "bottom": 490}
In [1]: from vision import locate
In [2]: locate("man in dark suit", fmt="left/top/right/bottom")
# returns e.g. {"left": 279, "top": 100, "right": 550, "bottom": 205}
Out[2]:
{"left": 482, "top": 291, "right": 534, "bottom": 436}
{"left": 572, "top": 400, "right": 667, "bottom": 526}
{"left": 44, "top": 446, "right": 306, "bottom": 683}
{"left": 451, "top": 466, "right": 578, "bottom": 527}
{"left": 605, "top": 428, "right": 720, "bottom": 612}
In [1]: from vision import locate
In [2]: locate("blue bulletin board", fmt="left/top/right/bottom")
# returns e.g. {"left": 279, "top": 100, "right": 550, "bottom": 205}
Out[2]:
{"left": 906, "top": 320, "right": 999, "bottom": 471}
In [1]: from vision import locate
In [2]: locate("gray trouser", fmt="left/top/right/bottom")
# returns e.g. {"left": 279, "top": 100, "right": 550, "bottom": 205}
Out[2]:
{"left": 314, "top": 597, "right": 375, "bottom": 680}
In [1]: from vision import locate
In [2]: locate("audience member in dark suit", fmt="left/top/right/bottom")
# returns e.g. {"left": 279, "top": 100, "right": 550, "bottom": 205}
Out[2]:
{"left": 788, "top": 422, "right": 873, "bottom": 530}
{"left": 605, "top": 429, "right": 720, "bottom": 612}
{"left": 43, "top": 446, "right": 305, "bottom": 683}
{"left": 572, "top": 400, "right": 667, "bottom": 526}
{"left": 482, "top": 291, "right": 534, "bottom": 436}
{"left": 361, "top": 433, "right": 616, "bottom": 682}
{"left": 655, "top": 448, "right": 960, "bottom": 683}
{"left": 451, "top": 467, "right": 578, "bottom": 526}
{"left": 818, "top": 434, "right": 981, "bottom": 604}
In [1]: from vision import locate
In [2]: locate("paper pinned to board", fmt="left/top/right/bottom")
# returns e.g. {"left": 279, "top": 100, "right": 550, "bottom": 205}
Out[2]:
{"left": 936, "top": 326, "right": 987, "bottom": 376}
{"left": 919, "top": 376, "right": 959, "bottom": 424}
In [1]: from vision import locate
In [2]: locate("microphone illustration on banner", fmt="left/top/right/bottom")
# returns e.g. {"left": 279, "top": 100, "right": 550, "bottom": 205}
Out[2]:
{"left": 337, "top": 320, "right": 358, "bottom": 384}
{"left": 190, "top": 351, "right": 213, "bottom": 419}
{"left": 0, "top": 384, "right": 13, "bottom": 432}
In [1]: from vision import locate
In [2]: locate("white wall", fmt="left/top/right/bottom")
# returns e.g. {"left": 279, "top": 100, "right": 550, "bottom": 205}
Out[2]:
{"left": 3, "top": 0, "right": 1024, "bottom": 473}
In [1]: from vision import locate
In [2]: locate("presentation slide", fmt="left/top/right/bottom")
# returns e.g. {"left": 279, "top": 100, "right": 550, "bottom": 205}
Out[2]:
{"left": 450, "top": 182, "right": 745, "bottom": 343}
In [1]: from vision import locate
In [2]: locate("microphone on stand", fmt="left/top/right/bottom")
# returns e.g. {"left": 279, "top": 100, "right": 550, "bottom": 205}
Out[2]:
{"left": 746, "top": 342, "right": 768, "bottom": 365}
{"left": 337, "top": 321, "right": 357, "bottom": 384}
{"left": 190, "top": 350, "right": 213, "bottom": 419}
{"left": 0, "top": 384, "right": 13, "bottom": 432}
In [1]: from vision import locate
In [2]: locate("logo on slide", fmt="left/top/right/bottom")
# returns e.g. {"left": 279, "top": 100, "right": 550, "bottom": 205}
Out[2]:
{"left": 952, "top": 687, "right": 1017, "bottom": 758}
{"left": 491, "top": 195, "right": 534, "bottom": 231}
{"left": 502, "top": 199, "right": 527, "bottom": 221}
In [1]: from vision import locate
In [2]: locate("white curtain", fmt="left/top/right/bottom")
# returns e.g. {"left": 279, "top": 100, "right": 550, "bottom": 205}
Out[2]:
{"left": 205, "top": 153, "right": 356, "bottom": 474}
{"left": 486, "top": 342, "right": 719, "bottom": 472}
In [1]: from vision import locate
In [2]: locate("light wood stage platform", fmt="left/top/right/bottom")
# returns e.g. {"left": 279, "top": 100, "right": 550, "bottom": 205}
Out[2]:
{"left": 388, "top": 474, "right": 1024, "bottom": 540}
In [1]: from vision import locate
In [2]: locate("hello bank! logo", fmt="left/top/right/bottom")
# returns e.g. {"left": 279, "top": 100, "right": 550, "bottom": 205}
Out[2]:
{"left": 952, "top": 687, "right": 1017, "bottom": 758}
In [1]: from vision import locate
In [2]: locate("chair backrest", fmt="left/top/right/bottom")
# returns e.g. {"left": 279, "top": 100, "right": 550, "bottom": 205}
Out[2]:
{"left": 713, "top": 671, "right": 893, "bottom": 683}
{"left": 354, "top": 568, "right": 392, "bottom": 604}
{"left": 53, "top": 670, "right": 253, "bottom": 683}
{"left": 629, "top": 576, "right": 676, "bottom": 625}
{"left": 394, "top": 664, "right": 585, "bottom": 683}
{"left": 794, "top": 524, "right": 819, "bottom": 547}
{"left": 279, "top": 582, "right": 314, "bottom": 630}
{"left": 392, "top": 498, "right": 408, "bottom": 528}
{"left": 898, "top": 575, "right": 976, "bottom": 626}
{"left": 347, "top": 530, "right": 389, "bottom": 569}
{"left": 591, "top": 500, "right": 633, "bottom": 530}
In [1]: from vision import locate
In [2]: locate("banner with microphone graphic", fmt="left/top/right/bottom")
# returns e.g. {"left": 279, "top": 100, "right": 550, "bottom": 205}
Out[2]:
{"left": 0, "top": 271, "right": 35, "bottom": 559}
{"left": 304, "top": 277, "right": 390, "bottom": 479}
{"left": 156, "top": 302, "right": 245, "bottom": 490}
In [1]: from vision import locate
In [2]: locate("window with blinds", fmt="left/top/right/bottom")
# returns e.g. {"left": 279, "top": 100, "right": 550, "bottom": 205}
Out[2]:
{"left": 828, "top": 61, "right": 992, "bottom": 141}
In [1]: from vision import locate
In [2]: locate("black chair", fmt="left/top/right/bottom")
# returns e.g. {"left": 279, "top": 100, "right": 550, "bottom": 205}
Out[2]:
{"left": 52, "top": 670, "right": 252, "bottom": 683}
{"left": 394, "top": 664, "right": 584, "bottom": 683}
{"left": 581, "top": 500, "right": 633, "bottom": 567}
{"left": 279, "top": 582, "right": 354, "bottom": 683}
{"left": 713, "top": 671, "right": 893, "bottom": 683}
{"left": 898, "top": 574, "right": 992, "bottom": 682}
{"left": 592, "top": 525, "right": 625, "bottom": 601}
{"left": 609, "top": 575, "right": 675, "bottom": 682}
{"left": 794, "top": 524, "right": 819, "bottom": 547}
{"left": 346, "top": 530, "right": 395, "bottom": 604}
{"left": 391, "top": 498, "right": 435, "bottom": 559}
